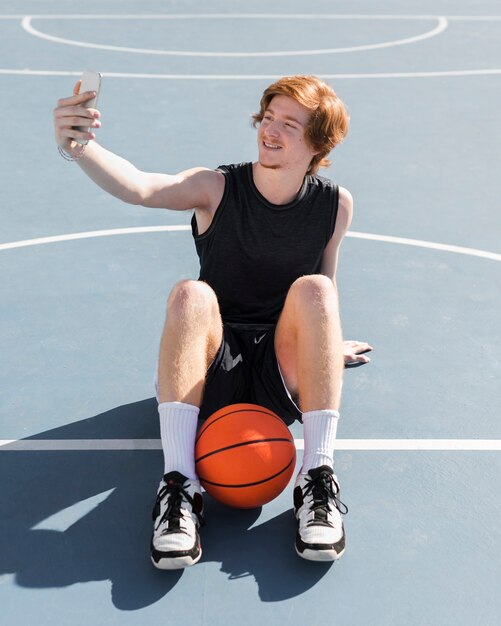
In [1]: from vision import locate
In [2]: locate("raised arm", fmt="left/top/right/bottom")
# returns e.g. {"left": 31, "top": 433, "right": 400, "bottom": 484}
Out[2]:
{"left": 53, "top": 81, "right": 223, "bottom": 213}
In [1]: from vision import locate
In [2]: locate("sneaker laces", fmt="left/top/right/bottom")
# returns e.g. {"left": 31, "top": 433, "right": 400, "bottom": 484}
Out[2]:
{"left": 154, "top": 479, "right": 205, "bottom": 533}
{"left": 303, "top": 471, "right": 348, "bottom": 526}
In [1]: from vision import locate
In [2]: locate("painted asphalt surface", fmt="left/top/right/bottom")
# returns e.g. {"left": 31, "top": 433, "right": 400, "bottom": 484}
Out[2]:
{"left": 1, "top": 1, "right": 500, "bottom": 624}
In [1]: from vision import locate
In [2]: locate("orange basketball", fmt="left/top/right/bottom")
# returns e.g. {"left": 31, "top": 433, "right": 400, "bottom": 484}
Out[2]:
{"left": 195, "top": 403, "right": 297, "bottom": 509}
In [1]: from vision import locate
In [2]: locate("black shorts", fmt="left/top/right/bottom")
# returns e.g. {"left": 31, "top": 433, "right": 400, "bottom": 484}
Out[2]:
{"left": 199, "top": 323, "right": 302, "bottom": 425}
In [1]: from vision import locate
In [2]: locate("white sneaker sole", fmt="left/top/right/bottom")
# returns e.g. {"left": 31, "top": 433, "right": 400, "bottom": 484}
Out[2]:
{"left": 295, "top": 545, "right": 345, "bottom": 561}
{"left": 151, "top": 551, "right": 202, "bottom": 570}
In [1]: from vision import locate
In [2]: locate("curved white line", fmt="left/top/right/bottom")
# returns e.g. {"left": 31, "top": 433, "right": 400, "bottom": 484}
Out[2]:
{"left": 347, "top": 231, "right": 501, "bottom": 262}
{"left": 0, "top": 226, "right": 499, "bottom": 262}
{"left": 21, "top": 15, "right": 448, "bottom": 57}
{"left": 0, "top": 226, "right": 190, "bottom": 251}
{"left": 2, "top": 68, "right": 501, "bottom": 79}
{"left": 9, "top": 13, "right": 501, "bottom": 20}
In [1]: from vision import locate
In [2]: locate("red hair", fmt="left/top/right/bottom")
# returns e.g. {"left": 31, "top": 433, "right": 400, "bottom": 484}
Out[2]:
{"left": 252, "top": 75, "right": 349, "bottom": 174}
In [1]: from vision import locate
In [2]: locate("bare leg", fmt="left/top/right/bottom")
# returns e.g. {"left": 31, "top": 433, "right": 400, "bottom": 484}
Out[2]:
{"left": 157, "top": 279, "right": 223, "bottom": 406}
{"left": 277, "top": 277, "right": 348, "bottom": 562}
{"left": 275, "top": 274, "right": 344, "bottom": 412}
{"left": 151, "top": 280, "right": 223, "bottom": 571}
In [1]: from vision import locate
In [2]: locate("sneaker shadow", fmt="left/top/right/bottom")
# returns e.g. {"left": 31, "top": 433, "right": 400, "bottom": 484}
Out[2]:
{"left": 0, "top": 399, "right": 333, "bottom": 610}
{"left": 202, "top": 498, "right": 333, "bottom": 601}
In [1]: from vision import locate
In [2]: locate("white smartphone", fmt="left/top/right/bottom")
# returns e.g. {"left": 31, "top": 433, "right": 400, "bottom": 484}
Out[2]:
{"left": 74, "top": 70, "right": 102, "bottom": 145}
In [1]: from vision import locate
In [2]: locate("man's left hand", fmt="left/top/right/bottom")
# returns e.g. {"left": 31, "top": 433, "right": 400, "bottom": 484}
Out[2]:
{"left": 343, "top": 340, "right": 373, "bottom": 368}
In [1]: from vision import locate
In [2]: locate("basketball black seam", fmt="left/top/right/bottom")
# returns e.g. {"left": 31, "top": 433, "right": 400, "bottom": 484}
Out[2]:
{"left": 198, "top": 455, "right": 296, "bottom": 488}
{"left": 195, "top": 406, "right": 284, "bottom": 441}
{"left": 196, "top": 408, "right": 281, "bottom": 440}
{"left": 195, "top": 437, "right": 294, "bottom": 464}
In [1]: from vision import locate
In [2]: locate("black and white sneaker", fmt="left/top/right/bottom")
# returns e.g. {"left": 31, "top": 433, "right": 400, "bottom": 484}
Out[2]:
{"left": 151, "top": 471, "right": 205, "bottom": 570}
{"left": 293, "top": 465, "right": 348, "bottom": 561}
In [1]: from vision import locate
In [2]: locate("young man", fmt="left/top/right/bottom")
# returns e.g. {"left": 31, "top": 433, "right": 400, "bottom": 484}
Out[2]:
{"left": 53, "top": 75, "right": 372, "bottom": 570}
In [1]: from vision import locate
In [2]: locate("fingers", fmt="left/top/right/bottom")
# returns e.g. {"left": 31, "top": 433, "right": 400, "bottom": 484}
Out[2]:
{"left": 343, "top": 340, "right": 373, "bottom": 354}
{"left": 345, "top": 351, "right": 371, "bottom": 362}
{"left": 54, "top": 108, "right": 101, "bottom": 135}
{"left": 54, "top": 91, "right": 101, "bottom": 143}
{"left": 57, "top": 126, "right": 98, "bottom": 142}
{"left": 344, "top": 353, "right": 371, "bottom": 368}
{"left": 54, "top": 109, "right": 101, "bottom": 126}
{"left": 343, "top": 339, "right": 373, "bottom": 368}
{"left": 56, "top": 90, "right": 98, "bottom": 109}
{"left": 347, "top": 353, "right": 371, "bottom": 364}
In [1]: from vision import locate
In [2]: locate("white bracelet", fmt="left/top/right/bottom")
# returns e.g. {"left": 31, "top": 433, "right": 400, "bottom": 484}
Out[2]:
{"left": 58, "top": 143, "right": 87, "bottom": 161}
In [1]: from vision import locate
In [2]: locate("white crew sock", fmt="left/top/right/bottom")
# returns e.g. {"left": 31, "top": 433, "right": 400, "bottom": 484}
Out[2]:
{"left": 158, "top": 402, "right": 200, "bottom": 480}
{"left": 301, "top": 409, "right": 340, "bottom": 474}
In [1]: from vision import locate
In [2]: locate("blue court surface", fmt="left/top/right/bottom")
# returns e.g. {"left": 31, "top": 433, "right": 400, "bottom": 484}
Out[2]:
{"left": 1, "top": 1, "right": 501, "bottom": 624}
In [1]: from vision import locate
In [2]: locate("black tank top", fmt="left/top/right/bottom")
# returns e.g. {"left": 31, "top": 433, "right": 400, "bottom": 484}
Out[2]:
{"left": 191, "top": 162, "right": 339, "bottom": 324}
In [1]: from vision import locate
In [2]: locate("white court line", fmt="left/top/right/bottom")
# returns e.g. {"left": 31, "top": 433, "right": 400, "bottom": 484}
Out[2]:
{"left": 1, "top": 13, "right": 501, "bottom": 20}
{"left": 21, "top": 15, "right": 448, "bottom": 57}
{"left": 0, "top": 439, "right": 500, "bottom": 451}
{"left": 0, "top": 225, "right": 190, "bottom": 251}
{"left": 347, "top": 231, "right": 501, "bottom": 262}
{"left": 5, "top": 11, "right": 498, "bottom": 77}
{"left": 0, "top": 226, "right": 500, "bottom": 262}
{"left": 2, "top": 68, "right": 501, "bottom": 79}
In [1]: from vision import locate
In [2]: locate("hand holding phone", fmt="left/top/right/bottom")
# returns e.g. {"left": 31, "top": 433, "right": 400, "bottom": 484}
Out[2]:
{"left": 74, "top": 70, "right": 102, "bottom": 145}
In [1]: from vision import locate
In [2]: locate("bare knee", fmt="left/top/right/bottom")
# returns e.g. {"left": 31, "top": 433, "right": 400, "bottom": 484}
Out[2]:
{"left": 288, "top": 275, "right": 339, "bottom": 316}
{"left": 167, "top": 280, "right": 219, "bottom": 325}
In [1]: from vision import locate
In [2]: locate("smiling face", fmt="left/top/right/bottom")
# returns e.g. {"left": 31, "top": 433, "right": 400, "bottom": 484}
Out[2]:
{"left": 256, "top": 95, "right": 319, "bottom": 174}
{"left": 252, "top": 76, "right": 350, "bottom": 175}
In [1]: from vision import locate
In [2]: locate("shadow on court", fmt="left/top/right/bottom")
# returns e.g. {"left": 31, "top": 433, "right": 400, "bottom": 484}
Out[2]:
{"left": 0, "top": 400, "right": 332, "bottom": 611}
